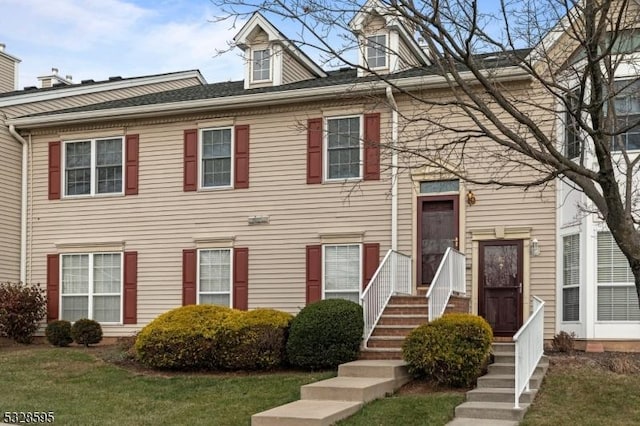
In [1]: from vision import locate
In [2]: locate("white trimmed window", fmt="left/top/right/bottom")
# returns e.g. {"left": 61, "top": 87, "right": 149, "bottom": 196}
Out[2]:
{"left": 326, "top": 116, "right": 362, "bottom": 180}
{"left": 61, "top": 253, "right": 122, "bottom": 323}
{"left": 323, "top": 244, "right": 361, "bottom": 303}
{"left": 200, "top": 128, "right": 232, "bottom": 188}
{"left": 252, "top": 49, "right": 271, "bottom": 81}
{"left": 64, "top": 137, "right": 124, "bottom": 196}
{"left": 366, "top": 34, "right": 387, "bottom": 69}
{"left": 610, "top": 79, "right": 640, "bottom": 151}
{"left": 198, "top": 249, "right": 232, "bottom": 307}
{"left": 596, "top": 231, "right": 640, "bottom": 321}
{"left": 562, "top": 234, "right": 580, "bottom": 322}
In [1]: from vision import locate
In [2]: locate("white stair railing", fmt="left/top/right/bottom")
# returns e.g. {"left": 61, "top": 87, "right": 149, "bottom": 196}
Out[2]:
{"left": 425, "top": 247, "right": 466, "bottom": 322}
{"left": 360, "top": 250, "right": 412, "bottom": 347}
{"left": 513, "top": 296, "right": 545, "bottom": 409}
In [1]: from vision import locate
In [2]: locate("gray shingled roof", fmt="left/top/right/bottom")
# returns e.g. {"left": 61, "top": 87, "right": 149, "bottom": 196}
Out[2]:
{"left": 22, "top": 49, "right": 531, "bottom": 118}
{"left": 0, "top": 70, "right": 202, "bottom": 99}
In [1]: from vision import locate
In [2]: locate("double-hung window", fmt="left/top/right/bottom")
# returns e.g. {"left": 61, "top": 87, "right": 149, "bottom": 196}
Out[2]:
{"left": 60, "top": 253, "right": 122, "bottom": 323}
{"left": 562, "top": 234, "right": 580, "bottom": 321}
{"left": 252, "top": 49, "right": 271, "bottom": 81}
{"left": 596, "top": 231, "right": 640, "bottom": 321}
{"left": 64, "top": 137, "right": 124, "bottom": 196}
{"left": 326, "top": 116, "right": 362, "bottom": 180}
{"left": 198, "top": 249, "right": 232, "bottom": 307}
{"left": 565, "top": 91, "right": 582, "bottom": 159}
{"left": 366, "top": 34, "right": 387, "bottom": 69}
{"left": 201, "top": 128, "right": 232, "bottom": 188}
{"left": 610, "top": 79, "right": 640, "bottom": 151}
{"left": 323, "top": 244, "right": 361, "bottom": 303}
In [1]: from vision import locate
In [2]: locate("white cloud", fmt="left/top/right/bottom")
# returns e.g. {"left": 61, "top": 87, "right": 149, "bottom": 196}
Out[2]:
{"left": 0, "top": 0, "right": 245, "bottom": 87}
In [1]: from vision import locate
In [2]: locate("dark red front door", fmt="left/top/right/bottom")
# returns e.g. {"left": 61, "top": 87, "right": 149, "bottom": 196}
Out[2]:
{"left": 478, "top": 240, "right": 523, "bottom": 336}
{"left": 417, "top": 196, "right": 459, "bottom": 286}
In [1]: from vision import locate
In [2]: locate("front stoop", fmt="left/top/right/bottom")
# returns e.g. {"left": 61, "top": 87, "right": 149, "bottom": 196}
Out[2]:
{"left": 251, "top": 360, "right": 409, "bottom": 426}
{"left": 446, "top": 343, "right": 549, "bottom": 425}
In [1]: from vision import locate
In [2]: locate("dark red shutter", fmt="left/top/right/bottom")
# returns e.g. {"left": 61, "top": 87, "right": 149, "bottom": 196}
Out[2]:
{"left": 123, "top": 251, "right": 138, "bottom": 324}
{"left": 234, "top": 125, "right": 250, "bottom": 189}
{"left": 307, "top": 118, "right": 323, "bottom": 184}
{"left": 306, "top": 245, "right": 322, "bottom": 303}
{"left": 183, "top": 129, "right": 198, "bottom": 191}
{"left": 233, "top": 247, "right": 249, "bottom": 310}
{"left": 48, "top": 141, "right": 61, "bottom": 200}
{"left": 46, "top": 254, "right": 60, "bottom": 322}
{"left": 182, "top": 249, "right": 197, "bottom": 305}
{"left": 125, "top": 134, "right": 139, "bottom": 196}
{"left": 364, "top": 113, "right": 381, "bottom": 181}
{"left": 362, "top": 243, "right": 380, "bottom": 290}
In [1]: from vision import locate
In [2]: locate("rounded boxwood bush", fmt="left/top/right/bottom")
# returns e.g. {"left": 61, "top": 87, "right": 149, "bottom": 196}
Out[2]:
{"left": 402, "top": 313, "right": 493, "bottom": 387}
{"left": 71, "top": 318, "right": 103, "bottom": 347}
{"left": 45, "top": 320, "right": 73, "bottom": 347}
{"left": 286, "top": 299, "right": 363, "bottom": 370}
{"left": 135, "top": 305, "right": 292, "bottom": 371}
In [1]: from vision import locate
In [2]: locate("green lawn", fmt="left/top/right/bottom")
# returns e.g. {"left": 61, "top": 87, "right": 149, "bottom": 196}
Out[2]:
{"left": 522, "top": 357, "right": 640, "bottom": 426}
{"left": 0, "top": 347, "right": 333, "bottom": 426}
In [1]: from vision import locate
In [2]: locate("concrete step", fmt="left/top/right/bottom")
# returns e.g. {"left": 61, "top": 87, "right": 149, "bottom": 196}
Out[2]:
{"left": 492, "top": 353, "right": 515, "bottom": 364}
{"left": 492, "top": 343, "right": 515, "bottom": 352}
{"left": 447, "top": 417, "right": 519, "bottom": 426}
{"left": 476, "top": 373, "right": 543, "bottom": 390}
{"left": 383, "top": 304, "right": 428, "bottom": 315}
{"left": 370, "top": 325, "right": 415, "bottom": 337}
{"left": 251, "top": 399, "right": 362, "bottom": 426}
{"left": 359, "top": 348, "right": 403, "bottom": 360}
{"left": 454, "top": 401, "right": 529, "bottom": 421}
{"left": 301, "top": 377, "right": 395, "bottom": 403}
{"left": 488, "top": 360, "right": 549, "bottom": 375}
{"left": 377, "top": 314, "right": 429, "bottom": 326}
{"left": 466, "top": 387, "right": 537, "bottom": 404}
{"left": 338, "top": 360, "right": 410, "bottom": 387}
{"left": 366, "top": 336, "right": 405, "bottom": 349}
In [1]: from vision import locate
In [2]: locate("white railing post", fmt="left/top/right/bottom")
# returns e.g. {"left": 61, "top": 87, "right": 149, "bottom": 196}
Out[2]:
{"left": 360, "top": 250, "right": 412, "bottom": 347}
{"left": 426, "top": 247, "right": 466, "bottom": 322}
{"left": 513, "top": 296, "right": 545, "bottom": 409}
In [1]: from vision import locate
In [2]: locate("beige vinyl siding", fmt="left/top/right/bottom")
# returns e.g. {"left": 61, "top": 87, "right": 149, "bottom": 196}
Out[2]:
{"left": 394, "top": 87, "right": 557, "bottom": 339}
{"left": 397, "top": 38, "right": 420, "bottom": 71}
{"left": 0, "top": 54, "right": 16, "bottom": 93}
{"left": 3, "top": 79, "right": 200, "bottom": 118}
{"left": 27, "top": 105, "right": 393, "bottom": 336}
{"left": 282, "top": 52, "right": 315, "bottom": 84}
{"left": 0, "top": 127, "right": 21, "bottom": 281}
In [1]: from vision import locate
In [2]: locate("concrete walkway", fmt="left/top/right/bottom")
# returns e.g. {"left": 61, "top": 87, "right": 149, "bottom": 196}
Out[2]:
{"left": 252, "top": 360, "right": 410, "bottom": 426}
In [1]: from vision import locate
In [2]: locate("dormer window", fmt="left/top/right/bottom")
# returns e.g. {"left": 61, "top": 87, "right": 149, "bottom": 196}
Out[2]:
{"left": 252, "top": 49, "right": 271, "bottom": 81}
{"left": 366, "top": 34, "right": 387, "bottom": 69}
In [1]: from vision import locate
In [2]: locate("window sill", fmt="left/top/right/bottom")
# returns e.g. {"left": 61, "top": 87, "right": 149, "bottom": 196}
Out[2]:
{"left": 198, "top": 185, "right": 234, "bottom": 192}
{"left": 324, "top": 177, "right": 363, "bottom": 184}
{"left": 62, "top": 192, "right": 124, "bottom": 200}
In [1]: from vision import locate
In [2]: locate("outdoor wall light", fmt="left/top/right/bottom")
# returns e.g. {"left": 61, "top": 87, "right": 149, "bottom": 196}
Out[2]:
{"left": 466, "top": 190, "right": 476, "bottom": 205}
{"left": 531, "top": 239, "right": 540, "bottom": 256}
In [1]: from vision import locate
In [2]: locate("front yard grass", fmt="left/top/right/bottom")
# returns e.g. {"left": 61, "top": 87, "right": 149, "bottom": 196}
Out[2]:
{"left": 522, "top": 353, "right": 640, "bottom": 426}
{"left": 0, "top": 346, "right": 333, "bottom": 426}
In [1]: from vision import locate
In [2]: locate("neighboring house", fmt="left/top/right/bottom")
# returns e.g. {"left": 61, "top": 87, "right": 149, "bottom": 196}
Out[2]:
{"left": 0, "top": 46, "right": 206, "bottom": 284}
{"left": 2, "top": 1, "right": 638, "bottom": 350}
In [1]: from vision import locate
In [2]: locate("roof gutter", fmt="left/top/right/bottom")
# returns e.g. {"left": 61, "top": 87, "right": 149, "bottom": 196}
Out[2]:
{"left": 8, "top": 125, "right": 28, "bottom": 283}
{"left": 8, "top": 67, "right": 532, "bottom": 130}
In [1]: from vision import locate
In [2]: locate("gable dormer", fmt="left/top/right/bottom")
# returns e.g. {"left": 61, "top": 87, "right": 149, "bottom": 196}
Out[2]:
{"left": 350, "top": 0, "right": 430, "bottom": 76}
{"left": 234, "top": 13, "right": 326, "bottom": 90}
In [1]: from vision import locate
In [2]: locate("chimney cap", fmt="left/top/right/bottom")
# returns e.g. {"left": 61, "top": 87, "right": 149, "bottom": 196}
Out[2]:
{"left": 0, "top": 43, "right": 5, "bottom": 52}
{"left": 52, "top": 67, "right": 59, "bottom": 75}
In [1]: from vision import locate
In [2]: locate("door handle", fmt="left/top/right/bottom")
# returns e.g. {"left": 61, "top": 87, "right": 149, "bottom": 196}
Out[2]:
{"left": 453, "top": 237, "right": 459, "bottom": 249}
{"left": 519, "top": 282, "right": 522, "bottom": 294}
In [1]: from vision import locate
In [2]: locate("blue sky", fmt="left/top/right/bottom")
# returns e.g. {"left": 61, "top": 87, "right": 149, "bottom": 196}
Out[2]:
{"left": 0, "top": 0, "right": 504, "bottom": 88}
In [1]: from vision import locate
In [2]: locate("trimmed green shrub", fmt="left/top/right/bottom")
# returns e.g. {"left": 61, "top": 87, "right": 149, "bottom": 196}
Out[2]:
{"left": 402, "top": 313, "right": 493, "bottom": 387}
{"left": 286, "top": 299, "right": 363, "bottom": 370}
{"left": 71, "top": 319, "right": 103, "bottom": 347}
{"left": 0, "top": 282, "right": 47, "bottom": 344}
{"left": 45, "top": 320, "right": 73, "bottom": 347}
{"left": 135, "top": 305, "right": 293, "bottom": 371}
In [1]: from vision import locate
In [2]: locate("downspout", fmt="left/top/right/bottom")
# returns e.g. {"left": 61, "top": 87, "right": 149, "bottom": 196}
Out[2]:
{"left": 385, "top": 87, "right": 399, "bottom": 252}
{"left": 8, "top": 124, "right": 28, "bottom": 283}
